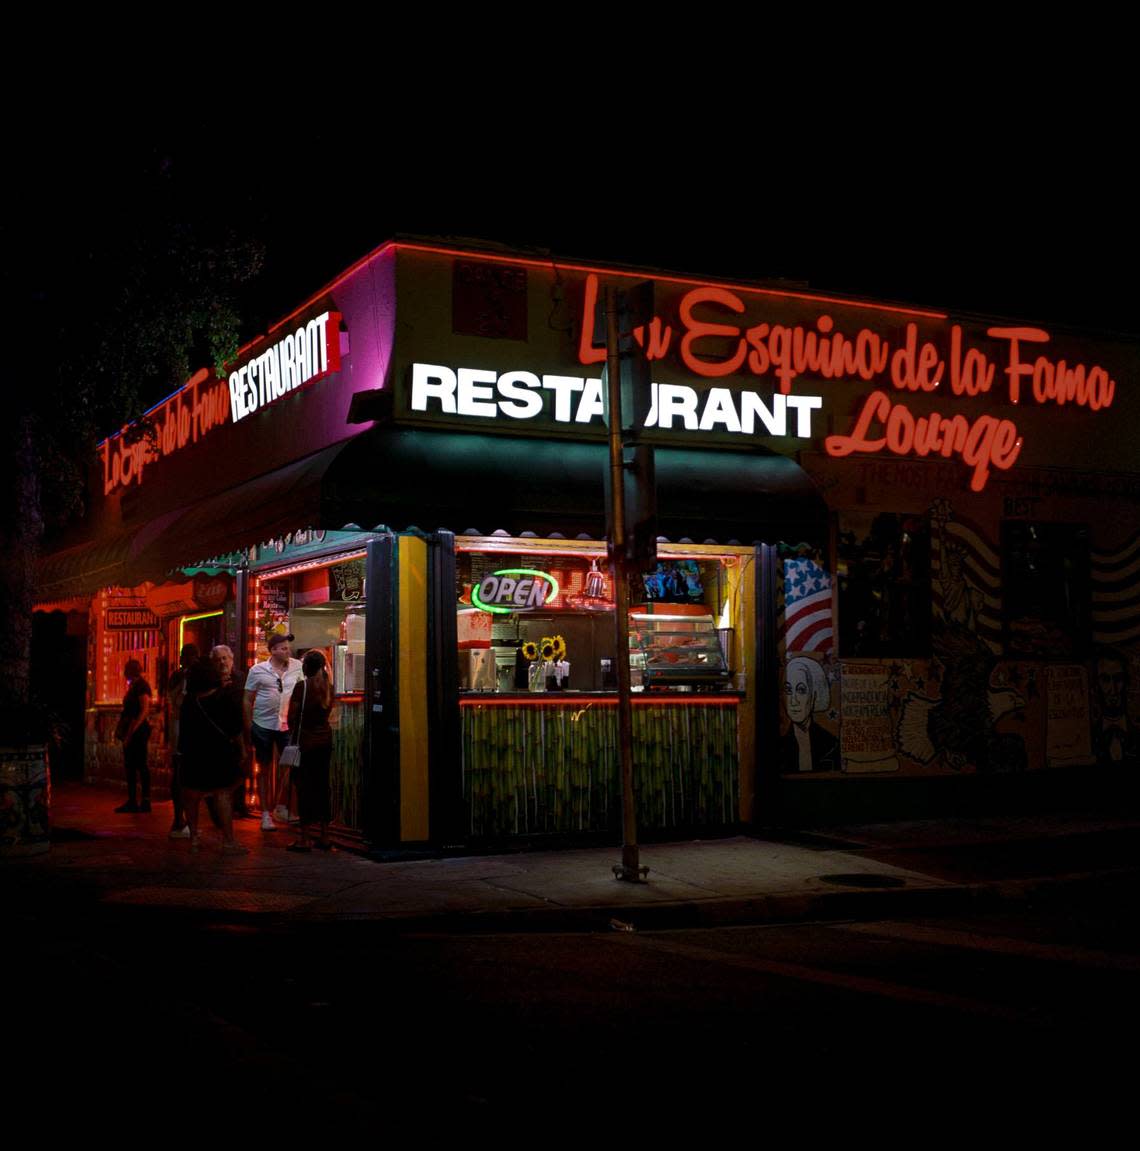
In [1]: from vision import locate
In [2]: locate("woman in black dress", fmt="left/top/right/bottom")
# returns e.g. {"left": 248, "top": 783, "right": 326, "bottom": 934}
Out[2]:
{"left": 285, "top": 650, "right": 334, "bottom": 852}
{"left": 179, "top": 658, "right": 248, "bottom": 854}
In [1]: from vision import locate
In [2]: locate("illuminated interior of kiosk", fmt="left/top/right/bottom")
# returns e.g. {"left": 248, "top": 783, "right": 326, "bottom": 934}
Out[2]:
{"left": 456, "top": 537, "right": 751, "bottom": 693}
{"left": 252, "top": 552, "right": 368, "bottom": 695}
{"left": 248, "top": 551, "right": 370, "bottom": 828}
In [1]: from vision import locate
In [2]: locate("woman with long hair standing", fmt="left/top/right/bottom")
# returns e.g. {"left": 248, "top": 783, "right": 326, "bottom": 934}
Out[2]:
{"left": 285, "top": 650, "right": 334, "bottom": 853}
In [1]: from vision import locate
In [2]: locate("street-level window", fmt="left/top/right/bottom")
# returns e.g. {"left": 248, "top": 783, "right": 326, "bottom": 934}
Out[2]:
{"left": 837, "top": 512, "right": 931, "bottom": 658}
{"left": 1002, "top": 521, "right": 1090, "bottom": 659}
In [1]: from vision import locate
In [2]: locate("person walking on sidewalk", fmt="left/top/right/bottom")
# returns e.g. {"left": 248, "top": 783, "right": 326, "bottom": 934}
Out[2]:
{"left": 180, "top": 658, "right": 248, "bottom": 855}
{"left": 165, "top": 643, "right": 198, "bottom": 836}
{"left": 285, "top": 650, "right": 335, "bottom": 853}
{"left": 211, "top": 644, "right": 252, "bottom": 817}
{"left": 244, "top": 632, "right": 303, "bottom": 831}
{"left": 114, "top": 659, "right": 153, "bottom": 813}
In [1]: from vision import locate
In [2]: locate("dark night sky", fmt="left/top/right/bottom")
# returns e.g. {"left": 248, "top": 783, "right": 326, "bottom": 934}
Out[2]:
{"left": 17, "top": 84, "right": 1139, "bottom": 417}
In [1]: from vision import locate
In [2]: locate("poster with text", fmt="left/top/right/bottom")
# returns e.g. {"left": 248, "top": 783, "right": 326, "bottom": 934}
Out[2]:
{"left": 1045, "top": 665, "right": 1094, "bottom": 767}
{"left": 840, "top": 663, "right": 900, "bottom": 773}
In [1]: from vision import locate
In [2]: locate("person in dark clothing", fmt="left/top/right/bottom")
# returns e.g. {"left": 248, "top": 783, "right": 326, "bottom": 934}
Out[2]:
{"left": 211, "top": 644, "right": 252, "bottom": 817}
{"left": 179, "top": 658, "right": 248, "bottom": 854}
{"left": 285, "top": 650, "right": 334, "bottom": 853}
{"left": 165, "top": 643, "right": 199, "bottom": 836}
{"left": 115, "top": 659, "right": 153, "bottom": 812}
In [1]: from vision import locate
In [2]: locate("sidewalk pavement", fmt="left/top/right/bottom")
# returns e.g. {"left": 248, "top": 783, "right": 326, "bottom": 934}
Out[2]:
{"left": 9, "top": 783, "right": 1140, "bottom": 932}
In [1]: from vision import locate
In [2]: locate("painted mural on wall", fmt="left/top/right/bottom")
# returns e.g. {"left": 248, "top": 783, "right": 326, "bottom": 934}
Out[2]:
{"left": 1044, "top": 666, "right": 1094, "bottom": 767}
{"left": 781, "top": 556, "right": 833, "bottom": 653}
{"left": 925, "top": 499, "right": 1032, "bottom": 770}
{"left": 930, "top": 498, "right": 1002, "bottom": 655}
{"left": 779, "top": 552, "right": 840, "bottom": 773}
{"left": 1091, "top": 648, "right": 1139, "bottom": 766}
{"left": 793, "top": 441, "right": 1140, "bottom": 778}
{"left": 1091, "top": 530, "right": 1140, "bottom": 653}
{"left": 896, "top": 657, "right": 1034, "bottom": 773}
{"left": 839, "top": 663, "right": 899, "bottom": 773}
{"left": 831, "top": 657, "right": 1039, "bottom": 776}
{"left": 779, "top": 655, "right": 840, "bottom": 773}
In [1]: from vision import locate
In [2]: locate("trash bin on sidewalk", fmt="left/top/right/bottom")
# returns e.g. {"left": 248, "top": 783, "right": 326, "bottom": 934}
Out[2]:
{"left": 0, "top": 745, "right": 50, "bottom": 856}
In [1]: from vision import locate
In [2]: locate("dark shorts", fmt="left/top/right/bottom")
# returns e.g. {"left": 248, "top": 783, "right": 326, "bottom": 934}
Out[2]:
{"left": 250, "top": 723, "right": 288, "bottom": 769}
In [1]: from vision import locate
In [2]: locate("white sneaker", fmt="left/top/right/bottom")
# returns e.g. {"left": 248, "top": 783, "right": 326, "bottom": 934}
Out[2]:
{"left": 273, "top": 805, "right": 291, "bottom": 823}
{"left": 261, "top": 812, "right": 276, "bottom": 831}
{"left": 168, "top": 826, "right": 191, "bottom": 839}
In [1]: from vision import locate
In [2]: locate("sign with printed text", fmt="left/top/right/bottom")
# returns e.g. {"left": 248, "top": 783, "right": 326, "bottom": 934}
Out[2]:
{"left": 100, "top": 312, "right": 342, "bottom": 498}
{"left": 471, "top": 569, "right": 560, "bottom": 614}
{"left": 840, "top": 664, "right": 899, "bottom": 774}
{"left": 1045, "top": 665, "right": 1094, "bottom": 767}
{"left": 575, "top": 273, "right": 1116, "bottom": 493}
{"left": 192, "top": 572, "right": 232, "bottom": 609}
{"left": 105, "top": 606, "right": 161, "bottom": 631}
{"left": 401, "top": 253, "right": 1126, "bottom": 495}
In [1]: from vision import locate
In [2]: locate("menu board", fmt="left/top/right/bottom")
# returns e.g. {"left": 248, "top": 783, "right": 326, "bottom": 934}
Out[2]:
{"left": 260, "top": 580, "right": 290, "bottom": 620}
{"left": 330, "top": 559, "right": 366, "bottom": 601}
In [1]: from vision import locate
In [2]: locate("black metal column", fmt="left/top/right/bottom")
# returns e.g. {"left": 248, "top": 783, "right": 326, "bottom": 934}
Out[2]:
{"left": 754, "top": 543, "right": 783, "bottom": 828}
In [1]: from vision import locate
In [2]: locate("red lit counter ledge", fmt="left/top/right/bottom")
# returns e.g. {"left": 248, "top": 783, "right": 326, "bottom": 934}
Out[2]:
{"left": 458, "top": 692, "right": 744, "bottom": 840}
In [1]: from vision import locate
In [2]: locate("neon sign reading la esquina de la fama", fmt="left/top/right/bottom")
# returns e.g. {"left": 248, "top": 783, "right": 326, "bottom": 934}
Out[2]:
{"left": 571, "top": 273, "right": 1119, "bottom": 493}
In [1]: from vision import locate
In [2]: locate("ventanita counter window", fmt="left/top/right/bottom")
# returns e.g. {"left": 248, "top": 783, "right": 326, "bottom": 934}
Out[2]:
{"left": 249, "top": 551, "right": 368, "bottom": 831}
{"left": 455, "top": 538, "right": 749, "bottom": 694}
{"left": 253, "top": 553, "right": 367, "bottom": 696}
{"left": 456, "top": 535, "right": 749, "bottom": 838}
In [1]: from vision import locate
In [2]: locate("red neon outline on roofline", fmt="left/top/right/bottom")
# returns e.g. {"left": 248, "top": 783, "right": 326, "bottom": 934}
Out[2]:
{"left": 263, "top": 240, "right": 945, "bottom": 345}
{"left": 395, "top": 242, "right": 948, "bottom": 321}
{"left": 98, "top": 239, "right": 946, "bottom": 447}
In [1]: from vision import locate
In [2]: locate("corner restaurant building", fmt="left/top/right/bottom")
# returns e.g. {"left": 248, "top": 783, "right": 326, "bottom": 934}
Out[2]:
{"left": 35, "top": 241, "right": 1140, "bottom": 847}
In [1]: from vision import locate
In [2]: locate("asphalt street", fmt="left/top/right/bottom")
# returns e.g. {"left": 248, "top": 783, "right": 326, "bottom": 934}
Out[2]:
{"left": 6, "top": 785, "right": 1140, "bottom": 1136}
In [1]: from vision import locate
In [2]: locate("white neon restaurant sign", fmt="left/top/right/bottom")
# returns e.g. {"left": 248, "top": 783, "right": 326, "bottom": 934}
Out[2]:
{"left": 228, "top": 311, "right": 342, "bottom": 424}
{"left": 410, "top": 362, "right": 822, "bottom": 438}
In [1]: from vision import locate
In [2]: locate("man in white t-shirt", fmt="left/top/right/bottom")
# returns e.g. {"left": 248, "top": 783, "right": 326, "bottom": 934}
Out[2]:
{"left": 244, "top": 632, "right": 304, "bottom": 830}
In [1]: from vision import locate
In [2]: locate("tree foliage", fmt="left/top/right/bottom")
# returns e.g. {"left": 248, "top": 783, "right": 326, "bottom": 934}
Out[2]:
{"left": 4, "top": 144, "right": 263, "bottom": 725}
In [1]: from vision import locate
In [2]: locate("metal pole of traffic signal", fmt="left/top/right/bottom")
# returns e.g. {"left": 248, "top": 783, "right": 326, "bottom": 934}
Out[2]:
{"left": 604, "top": 286, "right": 644, "bottom": 882}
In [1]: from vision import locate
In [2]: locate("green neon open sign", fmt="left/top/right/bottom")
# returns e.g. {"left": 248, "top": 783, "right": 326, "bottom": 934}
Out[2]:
{"left": 471, "top": 569, "right": 560, "bottom": 614}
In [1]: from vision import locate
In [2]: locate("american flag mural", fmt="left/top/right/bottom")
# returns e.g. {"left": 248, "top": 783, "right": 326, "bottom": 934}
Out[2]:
{"left": 781, "top": 558, "right": 834, "bottom": 653}
{"left": 930, "top": 500, "right": 1002, "bottom": 654}
{"left": 1092, "top": 530, "right": 1140, "bottom": 649}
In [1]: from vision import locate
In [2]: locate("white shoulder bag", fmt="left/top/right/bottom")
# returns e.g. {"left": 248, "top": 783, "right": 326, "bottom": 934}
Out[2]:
{"left": 279, "top": 678, "right": 306, "bottom": 770}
